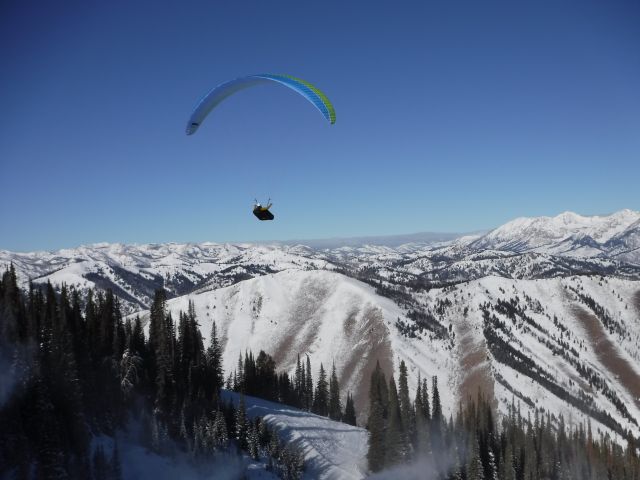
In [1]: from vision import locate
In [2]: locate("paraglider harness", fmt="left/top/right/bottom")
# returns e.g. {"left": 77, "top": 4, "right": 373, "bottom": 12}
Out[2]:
{"left": 253, "top": 198, "right": 274, "bottom": 221}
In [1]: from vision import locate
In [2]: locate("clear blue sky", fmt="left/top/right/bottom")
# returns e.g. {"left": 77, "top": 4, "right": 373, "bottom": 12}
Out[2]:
{"left": 1, "top": 0, "right": 639, "bottom": 251}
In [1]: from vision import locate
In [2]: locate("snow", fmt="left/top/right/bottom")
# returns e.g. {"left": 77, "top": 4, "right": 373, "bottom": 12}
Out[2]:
{"left": 134, "top": 269, "right": 456, "bottom": 425}
{"left": 91, "top": 432, "right": 273, "bottom": 480}
{"left": 474, "top": 209, "right": 640, "bottom": 253}
{"left": 223, "top": 390, "right": 369, "bottom": 480}
{"left": 4, "top": 209, "right": 640, "bottom": 447}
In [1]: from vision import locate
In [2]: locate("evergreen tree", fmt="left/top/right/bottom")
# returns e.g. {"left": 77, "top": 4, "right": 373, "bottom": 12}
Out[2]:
{"left": 235, "top": 395, "right": 248, "bottom": 450}
{"left": 206, "top": 321, "right": 223, "bottom": 397}
{"left": 304, "top": 355, "right": 313, "bottom": 411}
{"left": 431, "top": 375, "right": 443, "bottom": 455}
{"left": 255, "top": 350, "right": 277, "bottom": 401}
{"left": 312, "top": 363, "right": 329, "bottom": 416}
{"left": 398, "top": 360, "right": 414, "bottom": 455}
{"left": 213, "top": 409, "right": 229, "bottom": 448}
{"left": 367, "top": 367, "right": 387, "bottom": 473}
{"left": 294, "top": 354, "right": 304, "bottom": 408}
{"left": 328, "top": 362, "right": 342, "bottom": 421}
{"left": 235, "top": 352, "right": 244, "bottom": 391}
{"left": 421, "top": 376, "right": 430, "bottom": 422}
{"left": 468, "top": 435, "right": 486, "bottom": 480}
{"left": 369, "top": 361, "right": 389, "bottom": 417}
{"left": 414, "top": 373, "right": 430, "bottom": 456}
{"left": 343, "top": 392, "right": 357, "bottom": 426}
{"left": 148, "top": 289, "right": 175, "bottom": 419}
{"left": 248, "top": 420, "right": 259, "bottom": 460}
{"left": 385, "top": 375, "right": 407, "bottom": 467}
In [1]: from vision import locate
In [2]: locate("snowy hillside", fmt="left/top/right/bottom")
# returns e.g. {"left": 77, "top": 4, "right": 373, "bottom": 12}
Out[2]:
{"left": 135, "top": 269, "right": 455, "bottom": 426}
{"left": 3, "top": 209, "right": 640, "bottom": 448}
{"left": 132, "top": 268, "right": 640, "bottom": 443}
{"left": 223, "top": 391, "right": 369, "bottom": 480}
{"left": 0, "top": 242, "right": 331, "bottom": 313}
{"left": 3, "top": 210, "right": 640, "bottom": 316}
{"left": 470, "top": 209, "right": 640, "bottom": 259}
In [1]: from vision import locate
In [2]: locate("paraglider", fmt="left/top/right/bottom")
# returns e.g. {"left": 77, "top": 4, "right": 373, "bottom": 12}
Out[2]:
{"left": 253, "top": 199, "right": 274, "bottom": 221}
{"left": 186, "top": 74, "right": 336, "bottom": 135}
{"left": 186, "top": 74, "right": 335, "bottom": 222}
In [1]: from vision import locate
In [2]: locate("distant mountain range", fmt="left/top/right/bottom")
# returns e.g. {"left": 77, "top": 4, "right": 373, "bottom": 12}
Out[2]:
{"left": 2, "top": 210, "right": 639, "bottom": 314}
{"left": 3, "top": 209, "right": 640, "bottom": 443}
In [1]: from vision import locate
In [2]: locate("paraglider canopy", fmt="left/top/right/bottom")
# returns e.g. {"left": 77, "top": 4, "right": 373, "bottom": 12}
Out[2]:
{"left": 186, "top": 74, "right": 336, "bottom": 135}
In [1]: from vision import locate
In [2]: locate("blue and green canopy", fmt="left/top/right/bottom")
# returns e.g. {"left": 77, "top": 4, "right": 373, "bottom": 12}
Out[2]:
{"left": 186, "top": 74, "right": 336, "bottom": 135}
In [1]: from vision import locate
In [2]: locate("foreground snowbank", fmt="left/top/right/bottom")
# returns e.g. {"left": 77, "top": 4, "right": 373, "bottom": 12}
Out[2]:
{"left": 223, "top": 390, "right": 369, "bottom": 480}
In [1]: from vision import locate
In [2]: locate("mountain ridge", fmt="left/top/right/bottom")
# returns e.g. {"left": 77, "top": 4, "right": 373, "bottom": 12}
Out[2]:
{"left": 2, "top": 209, "right": 640, "bottom": 449}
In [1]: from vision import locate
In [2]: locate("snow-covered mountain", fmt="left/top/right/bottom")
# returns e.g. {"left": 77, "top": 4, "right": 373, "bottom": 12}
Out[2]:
{"left": 470, "top": 209, "right": 640, "bottom": 259}
{"left": 3, "top": 210, "right": 639, "bottom": 314}
{"left": 135, "top": 269, "right": 452, "bottom": 426}
{"left": 3, "top": 209, "right": 640, "bottom": 443}
{"left": 0, "top": 242, "right": 331, "bottom": 313}
{"left": 130, "top": 268, "right": 640, "bottom": 442}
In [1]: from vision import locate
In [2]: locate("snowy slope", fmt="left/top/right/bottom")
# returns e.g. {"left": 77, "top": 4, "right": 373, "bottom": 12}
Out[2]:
{"left": 0, "top": 242, "right": 332, "bottom": 313}
{"left": 419, "top": 275, "right": 640, "bottom": 441}
{"left": 3, "top": 210, "right": 640, "bottom": 316}
{"left": 223, "top": 390, "right": 369, "bottom": 480}
{"left": 135, "top": 269, "right": 456, "bottom": 426}
{"left": 134, "top": 268, "right": 640, "bottom": 442}
{"left": 471, "top": 209, "right": 640, "bottom": 257}
{"left": 606, "top": 219, "right": 640, "bottom": 264}
{"left": 4, "top": 211, "right": 640, "bottom": 459}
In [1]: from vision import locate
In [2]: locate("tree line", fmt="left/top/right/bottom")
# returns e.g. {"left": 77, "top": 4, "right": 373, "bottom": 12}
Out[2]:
{"left": 227, "top": 350, "right": 357, "bottom": 425}
{"left": 0, "top": 265, "right": 320, "bottom": 479}
{"left": 367, "top": 360, "right": 640, "bottom": 479}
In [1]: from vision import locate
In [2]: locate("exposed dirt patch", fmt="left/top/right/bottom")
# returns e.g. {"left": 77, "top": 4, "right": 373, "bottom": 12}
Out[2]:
{"left": 572, "top": 305, "right": 640, "bottom": 412}
{"left": 456, "top": 320, "right": 496, "bottom": 411}
{"left": 342, "top": 307, "right": 359, "bottom": 338}
{"left": 271, "top": 278, "right": 332, "bottom": 367}
{"left": 263, "top": 276, "right": 393, "bottom": 424}
{"left": 338, "top": 306, "right": 393, "bottom": 425}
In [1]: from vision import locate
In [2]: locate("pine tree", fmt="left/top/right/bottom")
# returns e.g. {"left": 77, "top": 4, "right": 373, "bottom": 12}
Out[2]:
{"left": 213, "top": 409, "right": 229, "bottom": 448}
{"left": 398, "top": 360, "right": 414, "bottom": 455}
{"left": 414, "top": 373, "right": 430, "bottom": 456}
{"left": 235, "top": 395, "right": 248, "bottom": 450}
{"left": 255, "top": 350, "right": 277, "bottom": 401}
{"left": 236, "top": 353, "right": 245, "bottom": 392}
{"left": 192, "top": 420, "right": 205, "bottom": 458}
{"left": 343, "top": 392, "right": 357, "bottom": 426}
{"left": 431, "top": 375, "right": 443, "bottom": 455}
{"left": 294, "top": 354, "right": 303, "bottom": 407}
{"left": 385, "top": 375, "right": 406, "bottom": 467}
{"left": 369, "top": 360, "right": 389, "bottom": 416}
{"left": 468, "top": 435, "right": 486, "bottom": 480}
{"left": 148, "top": 289, "right": 175, "bottom": 419}
{"left": 248, "top": 420, "right": 259, "bottom": 460}
{"left": 304, "top": 355, "right": 313, "bottom": 411}
{"left": 328, "top": 362, "right": 342, "bottom": 421}
{"left": 206, "top": 321, "right": 223, "bottom": 397}
{"left": 119, "top": 348, "right": 141, "bottom": 400}
{"left": 421, "top": 376, "right": 430, "bottom": 422}
{"left": 367, "top": 366, "right": 387, "bottom": 473}
{"left": 312, "top": 363, "right": 329, "bottom": 416}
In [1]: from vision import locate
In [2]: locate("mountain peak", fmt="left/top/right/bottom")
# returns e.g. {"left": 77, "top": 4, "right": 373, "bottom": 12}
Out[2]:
{"left": 472, "top": 209, "right": 640, "bottom": 253}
